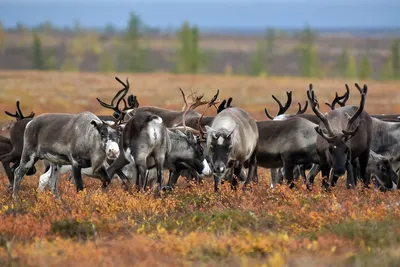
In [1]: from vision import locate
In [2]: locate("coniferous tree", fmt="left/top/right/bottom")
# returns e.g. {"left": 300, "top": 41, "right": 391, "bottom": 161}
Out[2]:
{"left": 359, "top": 55, "right": 372, "bottom": 79}
{"left": 32, "top": 31, "right": 44, "bottom": 70}
{"left": 297, "top": 25, "right": 320, "bottom": 77}
{"left": 391, "top": 39, "right": 400, "bottom": 79}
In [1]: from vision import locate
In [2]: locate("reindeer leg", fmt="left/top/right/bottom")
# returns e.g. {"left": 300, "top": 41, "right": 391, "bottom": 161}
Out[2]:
{"left": 154, "top": 156, "right": 165, "bottom": 197}
{"left": 96, "top": 166, "right": 113, "bottom": 189}
{"left": 71, "top": 164, "right": 84, "bottom": 192}
{"left": 244, "top": 151, "right": 257, "bottom": 187}
{"left": 2, "top": 161, "right": 13, "bottom": 190}
{"left": 358, "top": 150, "right": 370, "bottom": 188}
{"left": 345, "top": 161, "right": 356, "bottom": 189}
{"left": 270, "top": 168, "right": 278, "bottom": 188}
{"left": 106, "top": 152, "right": 130, "bottom": 180}
{"left": 13, "top": 152, "right": 38, "bottom": 199}
{"left": 306, "top": 164, "right": 320, "bottom": 190}
{"left": 299, "top": 164, "right": 308, "bottom": 184}
{"left": 293, "top": 165, "right": 301, "bottom": 182}
{"left": 283, "top": 159, "right": 295, "bottom": 189}
{"left": 49, "top": 165, "right": 61, "bottom": 197}
{"left": 1, "top": 150, "right": 21, "bottom": 188}
{"left": 320, "top": 165, "right": 331, "bottom": 191}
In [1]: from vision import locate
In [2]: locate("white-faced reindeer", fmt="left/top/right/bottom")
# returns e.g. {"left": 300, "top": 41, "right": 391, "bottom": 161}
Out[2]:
{"left": 38, "top": 77, "right": 141, "bottom": 193}
{"left": 306, "top": 83, "right": 372, "bottom": 190}
{"left": 12, "top": 111, "right": 122, "bottom": 199}
{"left": 201, "top": 103, "right": 259, "bottom": 191}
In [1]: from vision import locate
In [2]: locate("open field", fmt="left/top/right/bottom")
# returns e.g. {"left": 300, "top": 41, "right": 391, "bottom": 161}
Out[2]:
{"left": 0, "top": 71, "right": 400, "bottom": 266}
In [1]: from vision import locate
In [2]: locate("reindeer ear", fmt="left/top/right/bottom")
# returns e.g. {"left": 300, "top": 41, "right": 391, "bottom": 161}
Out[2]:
{"left": 91, "top": 120, "right": 102, "bottom": 131}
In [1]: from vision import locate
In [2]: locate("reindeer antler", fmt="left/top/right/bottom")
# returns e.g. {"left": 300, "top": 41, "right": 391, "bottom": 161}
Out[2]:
{"left": 96, "top": 77, "right": 130, "bottom": 113}
{"left": 217, "top": 97, "right": 234, "bottom": 114}
{"left": 180, "top": 87, "right": 210, "bottom": 130}
{"left": 296, "top": 101, "right": 308, "bottom": 114}
{"left": 197, "top": 90, "right": 220, "bottom": 139}
{"left": 5, "top": 101, "right": 35, "bottom": 121}
{"left": 307, "top": 84, "right": 336, "bottom": 141}
{"left": 342, "top": 83, "right": 367, "bottom": 137}
{"left": 264, "top": 91, "right": 293, "bottom": 120}
{"left": 325, "top": 84, "right": 350, "bottom": 110}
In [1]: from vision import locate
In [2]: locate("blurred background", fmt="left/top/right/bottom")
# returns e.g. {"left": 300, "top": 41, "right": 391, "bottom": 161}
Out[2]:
{"left": 0, "top": 0, "right": 399, "bottom": 80}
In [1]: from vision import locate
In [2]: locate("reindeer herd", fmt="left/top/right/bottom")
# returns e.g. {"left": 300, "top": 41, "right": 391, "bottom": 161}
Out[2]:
{"left": 0, "top": 77, "right": 399, "bottom": 200}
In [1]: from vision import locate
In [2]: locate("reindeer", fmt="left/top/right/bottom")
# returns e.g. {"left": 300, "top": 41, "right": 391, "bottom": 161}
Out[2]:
{"left": 263, "top": 91, "right": 312, "bottom": 186}
{"left": 106, "top": 110, "right": 212, "bottom": 195}
{"left": 12, "top": 111, "right": 122, "bottom": 199}
{"left": 0, "top": 101, "right": 36, "bottom": 189}
{"left": 38, "top": 77, "right": 139, "bottom": 191}
{"left": 200, "top": 102, "right": 259, "bottom": 191}
{"left": 306, "top": 83, "right": 372, "bottom": 190}
{"left": 323, "top": 85, "right": 400, "bottom": 189}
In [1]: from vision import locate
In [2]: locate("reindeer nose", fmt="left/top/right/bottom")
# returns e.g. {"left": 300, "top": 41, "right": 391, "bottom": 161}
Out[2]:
{"left": 213, "top": 163, "right": 225, "bottom": 174}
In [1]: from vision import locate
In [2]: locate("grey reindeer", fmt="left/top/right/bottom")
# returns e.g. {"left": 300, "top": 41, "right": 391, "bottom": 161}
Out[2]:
{"left": 201, "top": 106, "right": 259, "bottom": 192}
{"left": 306, "top": 83, "right": 372, "bottom": 190}
{"left": 106, "top": 110, "right": 212, "bottom": 195}
{"left": 263, "top": 91, "right": 311, "bottom": 187}
{"left": 12, "top": 111, "right": 122, "bottom": 199}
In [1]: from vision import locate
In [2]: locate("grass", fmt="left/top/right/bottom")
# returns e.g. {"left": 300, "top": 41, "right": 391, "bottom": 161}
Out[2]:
{"left": 0, "top": 71, "right": 399, "bottom": 266}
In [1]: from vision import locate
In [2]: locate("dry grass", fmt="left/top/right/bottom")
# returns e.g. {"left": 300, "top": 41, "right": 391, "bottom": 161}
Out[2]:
{"left": 0, "top": 71, "right": 400, "bottom": 266}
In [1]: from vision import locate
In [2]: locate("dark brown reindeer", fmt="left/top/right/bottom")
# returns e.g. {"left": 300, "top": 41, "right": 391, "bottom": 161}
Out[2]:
{"left": 307, "top": 83, "right": 372, "bottom": 190}
{"left": 0, "top": 101, "right": 36, "bottom": 189}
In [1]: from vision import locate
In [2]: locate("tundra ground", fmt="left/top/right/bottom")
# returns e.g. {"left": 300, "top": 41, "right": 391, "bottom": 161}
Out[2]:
{"left": 0, "top": 71, "right": 400, "bottom": 266}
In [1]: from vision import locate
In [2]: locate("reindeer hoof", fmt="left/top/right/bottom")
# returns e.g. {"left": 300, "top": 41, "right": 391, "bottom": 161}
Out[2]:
{"left": 7, "top": 185, "right": 13, "bottom": 193}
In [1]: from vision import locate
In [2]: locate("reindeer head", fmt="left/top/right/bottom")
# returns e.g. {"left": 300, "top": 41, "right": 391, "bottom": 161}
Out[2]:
{"left": 172, "top": 128, "right": 212, "bottom": 177}
{"left": 5, "top": 101, "right": 35, "bottom": 121}
{"left": 91, "top": 116, "right": 123, "bottom": 160}
{"left": 307, "top": 83, "right": 367, "bottom": 176}
{"left": 370, "top": 156, "right": 396, "bottom": 191}
{"left": 204, "top": 126, "right": 235, "bottom": 176}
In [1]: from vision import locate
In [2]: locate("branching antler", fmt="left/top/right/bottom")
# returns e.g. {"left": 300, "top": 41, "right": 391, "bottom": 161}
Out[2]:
{"left": 180, "top": 87, "right": 210, "bottom": 130}
{"left": 296, "top": 101, "right": 308, "bottom": 114}
{"left": 325, "top": 84, "right": 350, "bottom": 110}
{"left": 342, "top": 83, "right": 367, "bottom": 137}
{"left": 217, "top": 97, "right": 234, "bottom": 114}
{"left": 5, "top": 101, "right": 35, "bottom": 121}
{"left": 96, "top": 77, "right": 130, "bottom": 114}
{"left": 264, "top": 91, "right": 293, "bottom": 120}
{"left": 197, "top": 90, "right": 221, "bottom": 138}
{"left": 307, "top": 84, "right": 336, "bottom": 141}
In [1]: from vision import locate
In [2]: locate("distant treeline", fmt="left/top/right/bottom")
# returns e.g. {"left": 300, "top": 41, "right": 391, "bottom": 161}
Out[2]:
{"left": 0, "top": 13, "right": 399, "bottom": 80}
